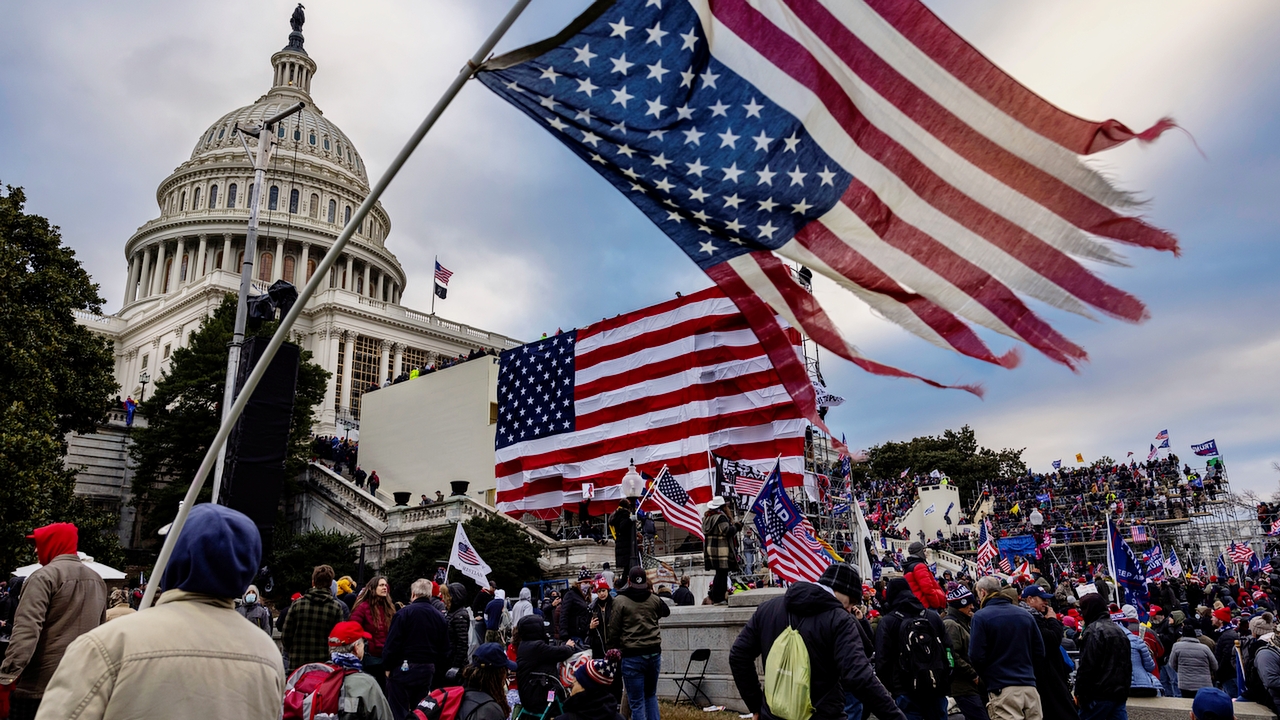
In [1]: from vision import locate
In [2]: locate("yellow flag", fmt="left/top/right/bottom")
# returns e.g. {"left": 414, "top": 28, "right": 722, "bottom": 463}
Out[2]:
{"left": 1011, "top": 502, "right": 1020, "bottom": 515}
{"left": 1076, "top": 453, "right": 1084, "bottom": 463}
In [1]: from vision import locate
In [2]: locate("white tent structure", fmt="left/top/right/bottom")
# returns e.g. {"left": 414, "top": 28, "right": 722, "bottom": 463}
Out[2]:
{"left": 13, "top": 552, "right": 126, "bottom": 581}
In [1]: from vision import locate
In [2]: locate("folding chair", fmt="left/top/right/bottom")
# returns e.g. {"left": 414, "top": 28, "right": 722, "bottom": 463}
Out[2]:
{"left": 673, "top": 648, "right": 712, "bottom": 706}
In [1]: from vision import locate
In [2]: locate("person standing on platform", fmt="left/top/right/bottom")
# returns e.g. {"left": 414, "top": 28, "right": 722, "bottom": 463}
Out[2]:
{"left": 610, "top": 499, "right": 637, "bottom": 571}
{"left": 702, "top": 497, "right": 740, "bottom": 605}
{"left": 608, "top": 567, "right": 671, "bottom": 720}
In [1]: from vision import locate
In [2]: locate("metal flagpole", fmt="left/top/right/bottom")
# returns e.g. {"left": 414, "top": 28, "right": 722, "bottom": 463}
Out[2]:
{"left": 431, "top": 254, "right": 437, "bottom": 315}
{"left": 213, "top": 100, "right": 305, "bottom": 504}
{"left": 140, "top": 0, "right": 534, "bottom": 610}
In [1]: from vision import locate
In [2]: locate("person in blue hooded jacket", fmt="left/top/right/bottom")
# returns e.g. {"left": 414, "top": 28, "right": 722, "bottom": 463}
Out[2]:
{"left": 35, "top": 504, "right": 286, "bottom": 719}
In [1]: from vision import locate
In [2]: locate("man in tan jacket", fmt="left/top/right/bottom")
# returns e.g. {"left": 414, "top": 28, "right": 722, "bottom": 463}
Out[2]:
{"left": 35, "top": 504, "right": 285, "bottom": 719}
{"left": 0, "top": 523, "right": 107, "bottom": 720}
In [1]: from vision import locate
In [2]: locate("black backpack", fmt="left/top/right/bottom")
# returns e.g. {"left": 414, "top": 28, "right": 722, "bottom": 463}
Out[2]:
{"left": 895, "top": 611, "right": 950, "bottom": 695}
{"left": 1242, "top": 639, "right": 1278, "bottom": 709}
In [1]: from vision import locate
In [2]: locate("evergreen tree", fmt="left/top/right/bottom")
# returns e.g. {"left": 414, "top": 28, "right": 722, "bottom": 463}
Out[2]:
{"left": 861, "top": 425, "right": 1026, "bottom": 505}
{"left": 0, "top": 183, "right": 122, "bottom": 571}
{"left": 128, "top": 293, "right": 329, "bottom": 545}
{"left": 384, "top": 515, "right": 545, "bottom": 601}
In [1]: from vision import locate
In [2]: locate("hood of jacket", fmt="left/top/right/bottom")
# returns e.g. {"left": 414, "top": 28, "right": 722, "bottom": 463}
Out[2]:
{"left": 160, "top": 504, "right": 261, "bottom": 599}
{"left": 618, "top": 586, "right": 652, "bottom": 603}
{"left": 29, "top": 522, "right": 78, "bottom": 565}
{"left": 783, "top": 581, "right": 844, "bottom": 617}
{"left": 1080, "top": 593, "right": 1109, "bottom": 624}
{"left": 885, "top": 577, "right": 924, "bottom": 615}
{"left": 449, "top": 582, "right": 468, "bottom": 611}
{"left": 517, "top": 613, "right": 548, "bottom": 642}
{"left": 519, "top": 587, "right": 532, "bottom": 602}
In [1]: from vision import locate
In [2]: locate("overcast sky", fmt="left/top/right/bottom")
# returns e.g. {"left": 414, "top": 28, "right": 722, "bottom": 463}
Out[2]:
{"left": 2, "top": 1, "right": 1277, "bottom": 494}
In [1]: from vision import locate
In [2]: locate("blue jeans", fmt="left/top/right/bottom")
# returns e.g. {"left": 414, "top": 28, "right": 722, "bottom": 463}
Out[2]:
{"left": 387, "top": 662, "right": 435, "bottom": 720}
{"left": 895, "top": 694, "right": 947, "bottom": 720}
{"left": 844, "top": 691, "right": 864, "bottom": 720}
{"left": 622, "top": 653, "right": 661, "bottom": 720}
{"left": 1159, "top": 665, "right": 1178, "bottom": 698}
{"left": 1079, "top": 700, "right": 1128, "bottom": 720}
{"left": 953, "top": 694, "right": 991, "bottom": 720}
{"left": 1220, "top": 677, "right": 1239, "bottom": 698}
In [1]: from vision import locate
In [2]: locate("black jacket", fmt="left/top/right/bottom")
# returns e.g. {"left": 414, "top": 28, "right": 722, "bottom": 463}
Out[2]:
{"left": 1076, "top": 617, "right": 1133, "bottom": 702}
{"left": 553, "top": 687, "right": 625, "bottom": 720}
{"left": 456, "top": 689, "right": 505, "bottom": 720}
{"left": 447, "top": 583, "right": 472, "bottom": 669}
{"left": 383, "top": 597, "right": 450, "bottom": 667}
{"left": 1030, "top": 611, "right": 1078, "bottom": 720}
{"left": 588, "top": 595, "right": 613, "bottom": 657}
{"left": 516, "top": 615, "right": 578, "bottom": 714}
{"left": 672, "top": 586, "right": 695, "bottom": 606}
{"left": 559, "top": 586, "right": 592, "bottom": 641}
{"left": 730, "top": 582, "right": 905, "bottom": 720}
{"left": 1216, "top": 627, "right": 1241, "bottom": 681}
{"left": 875, "top": 578, "right": 951, "bottom": 697}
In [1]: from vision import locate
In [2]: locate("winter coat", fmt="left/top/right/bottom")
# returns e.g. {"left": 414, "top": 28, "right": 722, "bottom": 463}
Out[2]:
{"left": 447, "top": 606, "right": 473, "bottom": 669}
{"left": 282, "top": 587, "right": 348, "bottom": 670}
{"left": 610, "top": 507, "right": 636, "bottom": 570}
{"left": 36, "top": 590, "right": 285, "bottom": 720}
{"left": 731, "top": 582, "right": 904, "bottom": 720}
{"left": 969, "top": 595, "right": 1042, "bottom": 692}
{"left": 559, "top": 586, "right": 592, "bottom": 642}
{"left": 902, "top": 556, "right": 946, "bottom": 610}
{"left": 702, "top": 509, "right": 739, "bottom": 572}
{"left": 588, "top": 595, "right": 613, "bottom": 657}
{"left": 607, "top": 586, "right": 670, "bottom": 657}
{"left": 456, "top": 689, "right": 506, "bottom": 720}
{"left": 1253, "top": 638, "right": 1280, "bottom": 710}
{"left": 515, "top": 615, "right": 578, "bottom": 714}
{"left": 1214, "top": 627, "right": 1240, "bottom": 681}
{"left": 942, "top": 607, "right": 980, "bottom": 697}
{"left": 1127, "top": 630, "right": 1159, "bottom": 689}
{"left": 382, "top": 597, "right": 450, "bottom": 668}
{"left": 1076, "top": 617, "right": 1137, "bottom": 702}
{"left": 876, "top": 578, "right": 951, "bottom": 696}
{"left": 1169, "top": 636, "right": 1218, "bottom": 693}
{"left": 338, "top": 669, "right": 393, "bottom": 720}
{"left": 0, "top": 549, "right": 108, "bottom": 699}
{"left": 351, "top": 600, "right": 394, "bottom": 656}
{"left": 672, "top": 585, "right": 695, "bottom": 606}
{"left": 237, "top": 600, "right": 273, "bottom": 636}
{"left": 553, "top": 687, "right": 626, "bottom": 720}
{"left": 1031, "top": 612, "right": 1077, "bottom": 720}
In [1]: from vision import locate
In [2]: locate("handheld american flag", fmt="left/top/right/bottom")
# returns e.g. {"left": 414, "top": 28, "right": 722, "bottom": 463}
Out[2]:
{"left": 976, "top": 519, "right": 997, "bottom": 574}
{"left": 752, "top": 460, "right": 831, "bottom": 582}
{"left": 476, "top": 0, "right": 1177, "bottom": 403}
{"left": 641, "top": 466, "right": 706, "bottom": 539}
{"left": 448, "top": 522, "right": 492, "bottom": 585}
{"left": 1229, "top": 542, "right": 1255, "bottom": 565}
{"left": 494, "top": 286, "right": 805, "bottom": 519}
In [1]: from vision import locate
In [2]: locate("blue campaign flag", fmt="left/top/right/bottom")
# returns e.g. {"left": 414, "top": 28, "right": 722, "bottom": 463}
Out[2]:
{"left": 1249, "top": 553, "right": 1263, "bottom": 575}
{"left": 1218, "top": 554, "right": 1229, "bottom": 580}
{"left": 1107, "top": 517, "right": 1150, "bottom": 619}
{"left": 832, "top": 503, "right": 850, "bottom": 516}
{"left": 872, "top": 559, "right": 883, "bottom": 582}
{"left": 1142, "top": 544, "right": 1165, "bottom": 580}
{"left": 751, "top": 461, "right": 801, "bottom": 543}
{"left": 1035, "top": 492, "right": 1051, "bottom": 504}
{"left": 1158, "top": 438, "right": 1170, "bottom": 449}
{"left": 1192, "top": 439, "right": 1220, "bottom": 457}
{"left": 838, "top": 455, "right": 852, "bottom": 480}
{"left": 997, "top": 535, "right": 1039, "bottom": 564}
{"left": 1051, "top": 459, "right": 1062, "bottom": 470}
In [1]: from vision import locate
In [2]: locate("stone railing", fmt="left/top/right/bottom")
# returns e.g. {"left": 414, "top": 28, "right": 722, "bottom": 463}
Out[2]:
{"left": 305, "top": 463, "right": 389, "bottom": 526}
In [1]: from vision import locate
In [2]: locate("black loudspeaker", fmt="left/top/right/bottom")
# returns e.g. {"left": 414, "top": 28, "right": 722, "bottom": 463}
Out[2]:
{"left": 220, "top": 335, "right": 301, "bottom": 557}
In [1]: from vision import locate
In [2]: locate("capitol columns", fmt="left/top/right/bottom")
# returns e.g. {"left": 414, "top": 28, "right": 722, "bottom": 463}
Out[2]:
{"left": 392, "top": 342, "right": 404, "bottom": 379}
{"left": 172, "top": 237, "right": 186, "bottom": 289}
{"left": 344, "top": 254, "right": 353, "bottom": 291}
{"left": 379, "top": 339, "right": 391, "bottom": 385}
{"left": 376, "top": 271, "right": 385, "bottom": 302}
{"left": 125, "top": 251, "right": 142, "bottom": 305}
{"left": 195, "top": 234, "right": 208, "bottom": 279}
{"left": 137, "top": 245, "right": 152, "bottom": 300}
{"left": 319, "top": 324, "right": 341, "bottom": 428}
{"left": 362, "top": 263, "right": 371, "bottom": 298}
{"left": 300, "top": 242, "right": 311, "bottom": 282}
{"left": 222, "top": 234, "right": 233, "bottom": 273}
{"left": 152, "top": 242, "right": 167, "bottom": 295}
{"left": 273, "top": 236, "right": 285, "bottom": 282}
{"left": 340, "top": 329, "right": 356, "bottom": 413}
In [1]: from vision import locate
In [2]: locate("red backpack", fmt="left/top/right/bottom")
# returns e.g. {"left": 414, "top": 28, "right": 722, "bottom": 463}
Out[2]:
{"left": 283, "top": 662, "right": 357, "bottom": 719}
{"left": 412, "top": 686, "right": 468, "bottom": 720}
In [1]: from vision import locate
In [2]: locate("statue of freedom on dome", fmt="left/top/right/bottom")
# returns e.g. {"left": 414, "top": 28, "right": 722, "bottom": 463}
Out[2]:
{"left": 290, "top": 4, "right": 305, "bottom": 33}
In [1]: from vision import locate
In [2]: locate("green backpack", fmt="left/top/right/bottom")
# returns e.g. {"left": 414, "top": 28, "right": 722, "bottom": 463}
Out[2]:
{"left": 764, "top": 617, "right": 814, "bottom": 720}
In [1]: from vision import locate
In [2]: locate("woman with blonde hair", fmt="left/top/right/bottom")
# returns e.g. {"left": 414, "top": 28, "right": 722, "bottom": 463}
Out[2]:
{"left": 351, "top": 575, "right": 396, "bottom": 688}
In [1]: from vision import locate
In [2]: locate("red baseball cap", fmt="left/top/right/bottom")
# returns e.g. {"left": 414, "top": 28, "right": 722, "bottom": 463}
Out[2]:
{"left": 329, "top": 621, "right": 372, "bottom": 646}
{"left": 594, "top": 579, "right": 611, "bottom": 591}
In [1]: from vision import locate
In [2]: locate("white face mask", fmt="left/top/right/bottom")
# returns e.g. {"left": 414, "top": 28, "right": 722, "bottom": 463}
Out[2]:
{"left": 245, "top": 593, "right": 257, "bottom": 604}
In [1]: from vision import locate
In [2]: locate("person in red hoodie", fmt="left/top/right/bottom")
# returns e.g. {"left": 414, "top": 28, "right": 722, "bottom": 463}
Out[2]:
{"left": 350, "top": 576, "right": 396, "bottom": 690}
{"left": 902, "top": 542, "right": 947, "bottom": 610}
{"left": 0, "top": 523, "right": 108, "bottom": 720}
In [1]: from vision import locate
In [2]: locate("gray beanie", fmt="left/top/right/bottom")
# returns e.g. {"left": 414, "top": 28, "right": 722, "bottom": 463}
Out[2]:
{"left": 908, "top": 541, "right": 926, "bottom": 557}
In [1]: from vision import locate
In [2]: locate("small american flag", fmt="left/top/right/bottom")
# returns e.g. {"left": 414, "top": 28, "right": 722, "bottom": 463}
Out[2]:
{"left": 1131, "top": 526, "right": 1147, "bottom": 543}
{"left": 1268, "top": 518, "right": 1280, "bottom": 537}
{"left": 976, "top": 520, "right": 997, "bottom": 574}
{"left": 1264, "top": 561, "right": 1274, "bottom": 575}
{"left": 434, "top": 260, "right": 454, "bottom": 286}
{"left": 998, "top": 556, "right": 1013, "bottom": 575}
{"left": 477, "top": 0, "right": 1176, "bottom": 411}
{"left": 734, "top": 474, "right": 765, "bottom": 501}
{"left": 1155, "top": 429, "right": 1170, "bottom": 442}
{"left": 457, "top": 542, "right": 482, "bottom": 566}
{"left": 643, "top": 466, "right": 705, "bottom": 540}
{"left": 1229, "top": 542, "right": 1255, "bottom": 565}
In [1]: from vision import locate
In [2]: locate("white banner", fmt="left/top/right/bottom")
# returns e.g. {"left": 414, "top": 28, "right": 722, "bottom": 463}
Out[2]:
{"left": 447, "top": 522, "right": 491, "bottom": 586}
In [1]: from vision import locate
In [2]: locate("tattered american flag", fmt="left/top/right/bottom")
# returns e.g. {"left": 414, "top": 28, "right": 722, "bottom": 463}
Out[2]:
{"left": 494, "top": 287, "right": 804, "bottom": 519}
{"left": 477, "top": 0, "right": 1177, "bottom": 409}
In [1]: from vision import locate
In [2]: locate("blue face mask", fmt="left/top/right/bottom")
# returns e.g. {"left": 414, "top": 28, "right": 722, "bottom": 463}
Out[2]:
{"left": 245, "top": 593, "right": 257, "bottom": 604}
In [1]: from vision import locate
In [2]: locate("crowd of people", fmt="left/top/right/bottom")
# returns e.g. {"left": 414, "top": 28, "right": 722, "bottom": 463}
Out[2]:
{"left": 375, "top": 347, "right": 501, "bottom": 389}
{"left": 311, "top": 435, "right": 383, "bottom": 497}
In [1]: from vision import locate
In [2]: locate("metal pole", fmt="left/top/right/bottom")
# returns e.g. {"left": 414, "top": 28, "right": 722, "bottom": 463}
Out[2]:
{"left": 431, "top": 254, "right": 437, "bottom": 315}
{"left": 140, "top": 0, "right": 533, "bottom": 610}
{"left": 214, "top": 101, "right": 305, "bottom": 504}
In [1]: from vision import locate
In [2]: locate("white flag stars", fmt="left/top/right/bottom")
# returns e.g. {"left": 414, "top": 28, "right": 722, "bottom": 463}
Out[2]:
{"left": 540, "top": 66, "right": 561, "bottom": 83}
{"left": 743, "top": 98, "right": 764, "bottom": 118}
{"left": 752, "top": 130, "right": 774, "bottom": 151}
{"left": 717, "top": 128, "right": 740, "bottom": 149}
{"left": 573, "top": 44, "right": 597, "bottom": 67}
{"left": 608, "top": 17, "right": 633, "bottom": 38}
{"left": 576, "top": 77, "right": 598, "bottom": 97}
{"left": 645, "top": 22, "right": 668, "bottom": 46}
{"left": 610, "top": 54, "right": 634, "bottom": 75}
{"left": 681, "top": 127, "right": 704, "bottom": 145}
{"left": 679, "top": 28, "right": 699, "bottom": 51}
{"left": 611, "top": 86, "right": 634, "bottom": 107}
{"left": 646, "top": 60, "right": 669, "bottom": 82}
{"left": 645, "top": 96, "right": 667, "bottom": 119}
{"left": 685, "top": 158, "right": 709, "bottom": 177}
{"left": 787, "top": 166, "right": 807, "bottom": 186}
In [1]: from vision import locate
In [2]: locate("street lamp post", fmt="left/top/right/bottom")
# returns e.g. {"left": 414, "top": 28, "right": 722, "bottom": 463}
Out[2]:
{"left": 139, "top": 371, "right": 151, "bottom": 402}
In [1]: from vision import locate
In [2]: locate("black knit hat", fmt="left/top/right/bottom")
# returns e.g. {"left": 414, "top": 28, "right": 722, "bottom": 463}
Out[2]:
{"left": 818, "top": 563, "right": 862, "bottom": 597}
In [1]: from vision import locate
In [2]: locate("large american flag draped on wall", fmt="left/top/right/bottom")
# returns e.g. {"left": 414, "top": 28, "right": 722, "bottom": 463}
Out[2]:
{"left": 752, "top": 461, "right": 833, "bottom": 582}
{"left": 495, "top": 287, "right": 805, "bottom": 519}
{"left": 476, "top": 0, "right": 1177, "bottom": 407}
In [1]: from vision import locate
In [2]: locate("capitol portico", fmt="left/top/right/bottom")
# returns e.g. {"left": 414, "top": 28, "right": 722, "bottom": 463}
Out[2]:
{"left": 78, "top": 13, "right": 518, "bottom": 435}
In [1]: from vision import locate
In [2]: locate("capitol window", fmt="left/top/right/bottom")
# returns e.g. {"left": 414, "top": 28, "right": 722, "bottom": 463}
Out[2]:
{"left": 294, "top": 127, "right": 301, "bottom": 142}
{"left": 163, "top": 344, "right": 171, "bottom": 360}
{"left": 344, "top": 205, "right": 351, "bottom": 225}
{"left": 323, "top": 137, "right": 330, "bottom": 151}
{"left": 309, "top": 132, "right": 316, "bottom": 145}
{"left": 268, "top": 186, "right": 279, "bottom": 211}
{"left": 289, "top": 188, "right": 299, "bottom": 214}
{"left": 277, "top": 125, "right": 286, "bottom": 139}
{"left": 308, "top": 193, "right": 319, "bottom": 219}
{"left": 217, "top": 126, "right": 225, "bottom": 140}
{"left": 193, "top": 187, "right": 201, "bottom": 210}
{"left": 215, "top": 250, "right": 223, "bottom": 270}
{"left": 259, "top": 252, "right": 273, "bottom": 282}
{"left": 227, "top": 183, "right": 237, "bottom": 209}
{"left": 327, "top": 199, "right": 336, "bottom": 223}
{"left": 283, "top": 255, "right": 296, "bottom": 283}
{"left": 180, "top": 191, "right": 187, "bottom": 211}
{"left": 307, "top": 258, "right": 316, "bottom": 281}
{"left": 209, "top": 184, "right": 218, "bottom": 209}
